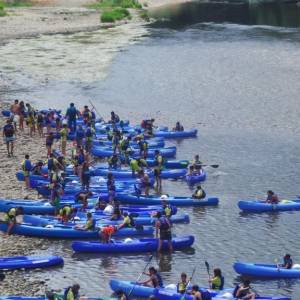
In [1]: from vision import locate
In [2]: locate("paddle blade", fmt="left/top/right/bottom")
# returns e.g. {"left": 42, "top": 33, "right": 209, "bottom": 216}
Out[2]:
{"left": 205, "top": 261, "right": 210, "bottom": 273}
{"left": 210, "top": 164, "right": 219, "bottom": 168}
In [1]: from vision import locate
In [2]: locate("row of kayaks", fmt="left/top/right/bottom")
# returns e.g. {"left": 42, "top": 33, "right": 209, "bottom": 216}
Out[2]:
{"left": 1, "top": 255, "right": 299, "bottom": 279}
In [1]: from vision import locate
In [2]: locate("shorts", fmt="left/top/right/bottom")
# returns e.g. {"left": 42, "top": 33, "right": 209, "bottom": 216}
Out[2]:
{"left": 160, "top": 230, "right": 172, "bottom": 241}
{"left": 154, "top": 169, "right": 161, "bottom": 176}
{"left": 23, "top": 171, "right": 30, "bottom": 177}
{"left": 5, "top": 136, "right": 15, "bottom": 143}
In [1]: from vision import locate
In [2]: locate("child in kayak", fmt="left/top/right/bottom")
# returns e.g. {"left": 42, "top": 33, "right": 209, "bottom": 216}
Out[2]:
{"left": 266, "top": 190, "right": 279, "bottom": 204}
{"left": 75, "top": 212, "right": 95, "bottom": 231}
{"left": 233, "top": 280, "right": 255, "bottom": 300}
{"left": 209, "top": 268, "right": 224, "bottom": 290}
{"left": 192, "top": 185, "right": 206, "bottom": 199}
{"left": 140, "top": 267, "right": 163, "bottom": 288}
{"left": 100, "top": 225, "right": 117, "bottom": 243}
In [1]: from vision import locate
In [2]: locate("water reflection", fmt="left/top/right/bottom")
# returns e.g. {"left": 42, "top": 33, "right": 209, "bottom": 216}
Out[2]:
{"left": 149, "top": 1, "right": 300, "bottom": 28}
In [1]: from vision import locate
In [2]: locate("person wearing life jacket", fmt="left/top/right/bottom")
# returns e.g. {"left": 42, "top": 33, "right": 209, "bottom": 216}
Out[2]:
{"left": 118, "top": 212, "right": 135, "bottom": 230}
{"left": 110, "top": 204, "right": 122, "bottom": 220}
{"left": 75, "top": 124, "right": 85, "bottom": 147}
{"left": 266, "top": 190, "right": 279, "bottom": 204}
{"left": 138, "top": 139, "right": 148, "bottom": 159}
{"left": 177, "top": 273, "right": 189, "bottom": 294}
{"left": 32, "top": 161, "right": 44, "bottom": 175}
{"left": 3, "top": 206, "right": 24, "bottom": 235}
{"left": 59, "top": 206, "right": 77, "bottom": 223}
{"left": 192, "top": 185, "right": 206, "bottom": 200}
{"left": 191, "top": 285, "right": 213, "bottom": 300}
{"left": 280, "top": 254, "right": 293, "bottom": 269}
{"left": 75, "top": 212, "right": 96, "bottom": 231}
{"left": 50, "top": 182, "right": 62, "bottom": 215}
{"left": 130, "top": 158, "right": 141, "bottom": 177}
{"left": 120, "top": 136, "right": 131, "bottom": 152}
{"left": 82, "top": 105, "right": 92, "bottom": 124}
{"left": 81, "top": 161, "right": 90, "bottom": 191}
{"left": 27, "top": 111, "right": 35, "bottom": 137}
{"left": 161, "top": 199, "right": 172, "bottom": 218}
{"left": 66, "top": 103, "right": 79, "bottom": 132}
{"left": 64, "top": 284, "right": 80, "bottom": 300}
{"left": 154, "top": 150, "right": 164, "bottom": 191}
{"left": 233, "top": 280, "right": 255, "bottom": 300}
{"left": 85, "top": 123, "right": 95, "bottom": 153}
{"left": 155, "top": 211, "right": 173, "bottom": 252}
{"left": 60, "top": 123, "right": 68, "bottom": 156}
{"left": 192, "top": 154, "right": 203, "bottom": 175}
{"left": 3, "top": 119, "right": 16, "bottom": 157}
{"left": 100, "top": 225, "right": 117, "bottom": 243}
{"left": 75, "top": 191, "right": 93, "bottom": 211}
{"left": 209, "top": 268, "right": 224, "bottom": 290}
{"left": 140, "top": 267, "right": 163, "bottom": 288}
{"left": 21, "top": 154, "right": 32, "bottom": 189}
{"left": 173, "top": 121, "right": 184, "bottom": 132}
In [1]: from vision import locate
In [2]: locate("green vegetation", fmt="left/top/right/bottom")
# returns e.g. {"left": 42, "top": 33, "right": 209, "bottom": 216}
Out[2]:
{"left": 139, "top": 9, "right": 149, "bottom": 21}
{"left": 101, "top": 7, "right": 130, "bottom": 22}
{"left": 90, "top": 0, "right": 142, "bottom": 9}
{"left": 2, "top": 0, "right": 32, "bottom": 7}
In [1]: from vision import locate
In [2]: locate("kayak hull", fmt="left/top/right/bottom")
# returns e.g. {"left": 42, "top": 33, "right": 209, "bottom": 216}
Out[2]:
{"left": 153, "top": 130, "right": 197, "bottom": 139}
{"left": 238, "top": 199, "right": 300, "bottom": 213}
{"left": 115, "top": 194, "right": 219, "bottom": 207}
{"left": 72, "top": 236, "right": 194, "bottom": 253}
{"left": 0, "top": 255, "right": 63, "bottom": 270}
{"left": 234, "top": 262, "right": 300, "bottom": 278}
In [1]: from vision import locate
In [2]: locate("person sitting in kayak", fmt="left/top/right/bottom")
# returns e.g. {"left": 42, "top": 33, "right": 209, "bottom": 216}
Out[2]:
{"left": 110, "top": 204, "right": 122, "bottom": 220}
{"left": 173, "top": 121, "right": 184, "bottom": 132}
{"left": 233, "top": 280, "right": 255, "bottom": 300}
{"left": 192, "top": 155, "right": 203, "bottom": 175}
{"left": 130, "top": 158, "right": 141, "bottom": 177}
{"left": 190, "top": 285, "right": 203, "bottom": 300}
{"left": 3, "top": 206, "right": 24, "bottom": 235}
{"left": 140, "top": 266, "right": 163, "bottom": 288}
{"left": 115, "top": 289, "right": 127, "bottom": 300}
{"left": 192, "top": 185, "right": 206, "bottom": 200}
{"left": 280, "top": 254, "right": 293, "bottom": 269}
{"left": 31, "top": 161, "right": 44, "bottom": 175}
{"left": 177, "top": 272, "right": 189, "bottom": 294}
{"left": 75, "top": 191, "right": 93, "bottom": 211}
{"left": 100, "top": 225, "right": 117, "bottom": 243}
{"left": 58, "top": 206, "right": 77, "bottom": 223}
{"left": 266, "top": 190, "right": 279, "bottom": 204}
{"left": 209, "top": 268, "right": 224, "bottom": 290}
{"left": 75, "top": 212, "right": 96, "bottom": 231}
{"left": 155, "top": 211, "right": 173, "bottom": 252}
{"left": 110, "top": 111, "right": 120, "bottom": 124}
{"left": 118, "top": 212, "right": 135, "bottom": 229}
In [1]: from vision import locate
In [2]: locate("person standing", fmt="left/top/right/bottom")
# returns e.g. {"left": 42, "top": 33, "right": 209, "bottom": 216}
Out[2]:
{"left": 60, "top": 123, "right": 68, "bottom": 156}
{"left": 21, "top": 154, "right": 32, "bottom": 189}
{"left": 10, "top": 99, "right": 19, "bottom": 133}
{"left": 18, "top": 101, "right": 26, "bottom": 131}
{"left": 3, "top": 119, "right": 15, "bottom": 157}
{"left": 66, "top": 103, "right": 78, "bottom": 132}
{"left": 155, "top": 211, "right": 173, "bottom": 252}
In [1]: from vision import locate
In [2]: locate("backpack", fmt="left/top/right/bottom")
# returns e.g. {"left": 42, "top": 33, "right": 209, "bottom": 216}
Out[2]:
{"left": 4, "top": 124, "right": 14, "bottom": 137}
{"left": 200, "top": 290, "right": 212, "bottom": 300}
{"left": 24, "top": 160, "right": 32, "bottom": 172}
{"left": 159, "top": 217, "right": 170, "bottom": 230}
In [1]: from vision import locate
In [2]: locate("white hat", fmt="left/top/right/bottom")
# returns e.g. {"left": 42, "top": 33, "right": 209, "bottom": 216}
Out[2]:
{"left": 160, "top": 195, "right": 168, "bottom": 200}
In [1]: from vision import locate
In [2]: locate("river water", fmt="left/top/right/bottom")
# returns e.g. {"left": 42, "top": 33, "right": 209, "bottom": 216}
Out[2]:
{"left": 1, "top": 1, "right": 300, "bottom": 299}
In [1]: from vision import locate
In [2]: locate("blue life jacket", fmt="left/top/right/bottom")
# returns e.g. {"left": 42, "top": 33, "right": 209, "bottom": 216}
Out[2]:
{"left": 76, "top": 129, "right": 84, "bottom": 139}
{"left": 48, "top": 158, "right": 54, "bottom": 170}
{"left": 24, "top": 159, "right": 32, "bottom": 171}
{"left": 200, "top": 290, "right": 212, "bottom": 300}
{"left": 78, "top": 154, "right": 84, "bottom": 165}
{"left": 85, "top": 127, "right": 92, "bottom": 137}
{"left": 159, "top": 217, "right": 170, "bottom": 230}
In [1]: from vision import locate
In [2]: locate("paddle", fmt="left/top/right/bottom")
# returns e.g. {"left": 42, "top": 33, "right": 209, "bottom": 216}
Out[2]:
{"left": 188, "top": 163, "right": 219, "bottom": 169}
{"left": 127, "top": 254, "right": 154, "bottom": 298}
{"left": 275, "top": 258, "right": 281, "bottom": 272}
{"left": 181, "top": 267, "right": 196, "bottom": 300}
{"left": 205, "top": 261, "right": 211, "bottom": 288}
{"left": 89, "top": 100, "right": 103, "bottom": 121}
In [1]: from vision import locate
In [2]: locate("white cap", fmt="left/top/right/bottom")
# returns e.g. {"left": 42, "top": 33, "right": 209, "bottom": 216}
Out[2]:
{"left": 160, "top": 195, "right": 168, "bottom": 200}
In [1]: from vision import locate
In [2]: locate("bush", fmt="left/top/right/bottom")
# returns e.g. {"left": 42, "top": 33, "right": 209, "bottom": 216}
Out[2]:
{"left": 4, "top": 0, "right": 32, "bottom": 7}
{"left": 91, "top": 0, "right": 141, "bottom": 9}
{"left": 139, "top": 9, "right": 149, "bottom": 21}
{"left": 0, "top": 1, "right": 6, "bottom": 16}
{"left": 101, "top": 7, "right": 130, "bottom": 22}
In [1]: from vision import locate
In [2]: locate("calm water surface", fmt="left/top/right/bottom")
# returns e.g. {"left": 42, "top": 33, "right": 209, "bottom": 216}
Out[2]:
{"left": 1, "top": 2, "right": 300, "bottom": 299}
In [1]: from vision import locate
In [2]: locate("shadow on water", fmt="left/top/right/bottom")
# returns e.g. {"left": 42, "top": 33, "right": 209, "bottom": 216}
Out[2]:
{"left": 149, "top": 1, "right": 300, "bottom": 28}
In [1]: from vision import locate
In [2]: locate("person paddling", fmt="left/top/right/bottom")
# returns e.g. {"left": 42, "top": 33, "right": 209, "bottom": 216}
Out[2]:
{"left": 266, "top": 190, "right": 279, "bottom": 204}
{"left": 233, "top": 280, "right": 255, "bottom": 300}
{"left": 177, "top": 272, "right": 189, "bottom": 294}
{"left": 208, "top": 268, "right": 224, "bottom": 290}
{"left": 140, "top": 267, "right": 163, "bottom": 288}
{"left": 280, "top": 254, "right": 293, "bottom": 269}
{"left": 75, "top": 212, "right": 96, "bottom": 231}
{"left": 64, "top": 284, "right": 80, "bottom": 300}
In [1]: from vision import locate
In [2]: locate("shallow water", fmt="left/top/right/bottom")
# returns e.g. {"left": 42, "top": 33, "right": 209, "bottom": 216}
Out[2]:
{"left": 1, "top": 2, "right": 300, "bottom": 299}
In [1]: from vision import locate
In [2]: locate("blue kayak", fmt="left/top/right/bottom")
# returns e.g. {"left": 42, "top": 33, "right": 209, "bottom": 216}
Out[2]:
{"left": 72, "top": 235, "right": 194, "bottom": 253}
{"left": 115, "top": 194, "right": 219, "bottom": 207}
{"left": 185, "top": 172, "right": 206, "bottom": 184}
{"left": 0, "top": 223, "right": 154, "bottom": 239}
{"left": 92, "top": 146, "right": 176, "bottom": 159}
{"left": 238, "top": 199, "right": 300, "bottom": 213}
{"left": 93, "top": 139, "right": 165, "bottom": 148}
{"left": 146, "top": 159, "right": 189, "bottom": 169}
{"left": 234, "top": 262, "right": 300, "bottom": 278}
{"left": 2, "top": 110, "right": 11, "bottom": 117}
{"left": 154, "top": 129, "right": 197, "bottom": 139}
{"left": 154, "top": 288, "right": 290, "bottom": 300}
{"left": 109, "top": 280, "right": 231, "bottom": 299}
{"left": 0, "top": 255, "right": 63, "bottom": 270}
{"left": 92, "top": 168, "right": 186, "bottom": 179}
